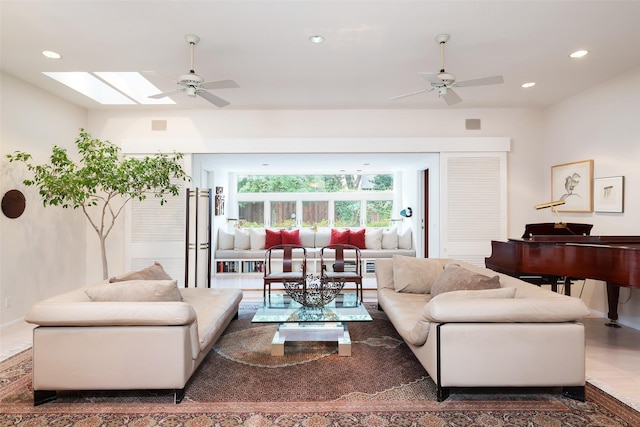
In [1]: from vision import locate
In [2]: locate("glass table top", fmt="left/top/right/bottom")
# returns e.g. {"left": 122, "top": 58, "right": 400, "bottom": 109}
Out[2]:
{"left": 252, "top": 293, "right": 372, "bottom": 323}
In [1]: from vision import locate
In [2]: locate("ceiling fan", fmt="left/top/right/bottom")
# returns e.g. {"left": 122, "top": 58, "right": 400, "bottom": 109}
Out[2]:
{"left": 149, "top": 34, "right": 239, "bottom": 107}
{"left": 391, "top": 34, "right": 504, "bottom": 106}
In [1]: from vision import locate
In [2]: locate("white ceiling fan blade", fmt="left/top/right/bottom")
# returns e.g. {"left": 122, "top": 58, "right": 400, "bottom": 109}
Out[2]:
{"left": 441, "top": 88, "right": 462, "bottom": 105}
{"left": 198, "top": 89, "right": 231, "bottom": 107}
{"left": 418, "top": 72, "right": 444, "bottom": 85}
{"left": 149, "top": 88, "right": 184, "bottom": 99}
{"left": 454, "top": 75, "right": 504, "bottom": 88}
{"left": 390, "top": 89, "right": 429, "bottom": 100}
{"left": 202, "top": 79, "right": 239, "bottom": 90}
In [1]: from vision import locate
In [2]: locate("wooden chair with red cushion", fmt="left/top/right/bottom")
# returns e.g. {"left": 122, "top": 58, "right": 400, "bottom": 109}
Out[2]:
{"left": 263, "top": 244, "right": 307, "bottom": 299}
{"left": 320, "top": 244, "right": 363, "bottom": 302}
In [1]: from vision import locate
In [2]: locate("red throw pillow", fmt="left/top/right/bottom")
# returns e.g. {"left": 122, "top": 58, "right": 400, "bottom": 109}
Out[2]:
{"left": 349, "top": 228, "right": 366, "bottom": 249}
{"left": 330, "top": 229, "right": 351, "bottom": 245}
{"left": 265, "top": 229, "right": 282, "bottom": 249}
{"left": 281, "top": 229, "right": 302, "bottom": 245}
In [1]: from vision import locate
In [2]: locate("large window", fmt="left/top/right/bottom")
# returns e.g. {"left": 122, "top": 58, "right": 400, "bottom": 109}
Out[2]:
{"left": 235, "top": 174, "right": 393, "bottom": 227}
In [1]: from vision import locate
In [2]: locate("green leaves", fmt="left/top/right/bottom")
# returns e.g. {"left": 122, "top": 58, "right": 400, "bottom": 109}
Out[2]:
{"left": 6, "top": 128, "right": 190, "bottom": 278}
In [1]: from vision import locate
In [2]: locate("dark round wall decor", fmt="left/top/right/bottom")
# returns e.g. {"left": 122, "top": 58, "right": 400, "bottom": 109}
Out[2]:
{"left": 2, "top": 189, "right": 26, "bottom": 219}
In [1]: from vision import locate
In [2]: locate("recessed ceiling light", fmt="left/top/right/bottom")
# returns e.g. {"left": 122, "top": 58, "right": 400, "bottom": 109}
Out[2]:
{"left": 309, "top": 35, "right": 325, "bottom": 44}
{"left": 42, "top": 50, "right": 61, "bottom": 59}
{"left": 570, "top": 50, "right": 589, "bottom": 59}
{"left": 521, "top": 82, "right": 536, "bottom": 88}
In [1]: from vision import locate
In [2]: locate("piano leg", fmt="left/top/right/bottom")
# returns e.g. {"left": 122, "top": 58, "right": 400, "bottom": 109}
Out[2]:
{"left": 605, "top": 283, "right": 621, "bottom": 328}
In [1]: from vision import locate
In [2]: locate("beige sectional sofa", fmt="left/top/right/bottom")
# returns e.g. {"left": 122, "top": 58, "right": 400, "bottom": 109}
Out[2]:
{"left": 376, "top": 256, "right": 591, "bottom": 401}
{"left": 25, "top": 263, "right": 243, "bottom": 406}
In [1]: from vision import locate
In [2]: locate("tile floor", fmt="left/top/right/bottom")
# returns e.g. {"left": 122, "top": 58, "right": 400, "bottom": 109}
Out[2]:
{"left": 2, "top": 276, "right": 639, "bottom": 411}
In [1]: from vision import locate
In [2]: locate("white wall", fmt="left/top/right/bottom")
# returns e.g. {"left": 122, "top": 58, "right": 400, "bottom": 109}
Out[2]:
{"left": 0, "top": 72, "right": 88, "bottom": 326}
{"left": 86, "top": 108, "right": 543, "bottom": 279}
{"left": 543, "top": 66, "right": 640, "bottom": 328}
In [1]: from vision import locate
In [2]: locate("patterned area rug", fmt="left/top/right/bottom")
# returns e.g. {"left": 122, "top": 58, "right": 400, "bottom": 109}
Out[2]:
{"left": 1, "top": 308, "right": 638, "bottom": 426}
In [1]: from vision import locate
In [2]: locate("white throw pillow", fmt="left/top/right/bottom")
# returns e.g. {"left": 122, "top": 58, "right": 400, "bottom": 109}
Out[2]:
{"left": 382, "top": 227, "right": 398, "bottom": 249}
{"left": 85, "top": 279, "right": 182, "bottom": 302}
{"left": 234, "top": 229, "right": 251, "bottom": 250}
{"left": 398, "top": 228, "right": 412, "bottom": 249}
{"left": 217, "top": 228, "right": 235, "bottom": 250}
{"left": 365, "top": 228, "right": 383, "bottom": 250}
{"left": 250, "top": 228, "right": 266, "bottom": 250}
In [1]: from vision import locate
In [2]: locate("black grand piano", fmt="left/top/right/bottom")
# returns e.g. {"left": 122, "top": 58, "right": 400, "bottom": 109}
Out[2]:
{"left": 485, "top": 223, "right": 640, "bottom": 327}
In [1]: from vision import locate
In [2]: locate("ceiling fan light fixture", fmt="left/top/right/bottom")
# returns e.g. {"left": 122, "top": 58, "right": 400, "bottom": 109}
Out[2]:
{"left": 186, "top": 86, "right": 197, "bottom": 97}
{"left": 521, "top": 82, "right": 536, "bottom": 88}
{"left": 570, "top": 50, "right": 589, "bottom": 59}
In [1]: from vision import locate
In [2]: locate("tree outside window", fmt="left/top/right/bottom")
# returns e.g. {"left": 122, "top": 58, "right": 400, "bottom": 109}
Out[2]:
{"left": 335, "top": 201, "right": 361, "bottom": 227}
{"left": 366, "top": 200, "right": 392, "bottom": 227}
{"left": 239, "top": 201, "right": 264, "bottom": 228}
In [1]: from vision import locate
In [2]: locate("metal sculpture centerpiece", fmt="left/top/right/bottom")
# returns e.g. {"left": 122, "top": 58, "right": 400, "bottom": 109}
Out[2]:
{"left": 283, "top": 274, "right": 345, "bottom": 308}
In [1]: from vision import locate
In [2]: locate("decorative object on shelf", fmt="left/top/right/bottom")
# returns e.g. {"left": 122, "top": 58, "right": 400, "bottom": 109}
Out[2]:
{"left": 283, "top": 274, "right": 345, "bottom": 308}
{"left": 1, "top": 189, "right": 26, "bottom": 219}
{"left": 551, "top": 159, "right": 593, "bottom": 213}
{"left": 215, "top": 186, "right": 225, "bottom": 215}
{"left": 594, "top": 176, "right": 624, "bottom": 213}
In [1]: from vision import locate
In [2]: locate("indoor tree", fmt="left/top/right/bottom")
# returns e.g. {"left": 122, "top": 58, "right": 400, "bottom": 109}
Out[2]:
{"left": 7, "top": 129, "right": 189, "bottom": 279}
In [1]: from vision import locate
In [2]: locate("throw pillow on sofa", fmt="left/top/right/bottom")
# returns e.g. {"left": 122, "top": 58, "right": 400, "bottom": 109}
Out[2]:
{"left": 217, "top": 229, "right": 235, "bottom": 250}
{"left": 281, "top": 229, "right": 302, "bottom": 245}
{"left": 392, "top": 255, "right": 444, "bottom": 293}
{"left": 109, "top": 261, "right": 172, "bottom": 283}
{"left": 365, "top": 228, "right": 383, "bottom": 249}
{"left": 382, "top": 228, "right": 398, "bottom": 249}
{"left": 430, "top": 264, "right": 500, "bottom": 297}
{"left": 234, "top": 229, "right": 251, "bottom": 250}
{"left": 349, "top": 228, "right": 366, "bottom": 249}
{"left": 86, "top": 279, "right": 182, "bottom": 302}
{"left": 330, "top": 229, "right": 350, "bottom": 244}
{"left": 265, "top": 229, "right": 282, "bottom": 248}
{"left": 250, "top": 228, "right": 266, "bottom": 250}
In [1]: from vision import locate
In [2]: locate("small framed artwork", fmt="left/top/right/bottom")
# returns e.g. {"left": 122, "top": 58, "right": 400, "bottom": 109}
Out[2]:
{"left": 594, "top": 176, "right": 624, "bottom": 213}
{"left": 551, "top": 159, "right": 594, "bottom": 212}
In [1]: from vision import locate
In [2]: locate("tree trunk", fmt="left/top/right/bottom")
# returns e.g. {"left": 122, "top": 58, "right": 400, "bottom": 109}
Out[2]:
{"left": 100, "top": 235, "right": 109, "bottom": 280}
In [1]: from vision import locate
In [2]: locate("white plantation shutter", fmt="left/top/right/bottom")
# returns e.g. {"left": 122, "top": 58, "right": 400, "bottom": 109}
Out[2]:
{"left": 440, "top": 152, "right": 507, "bottom": 266}
{"left": 126, "top": 156, "right": 189, "bottom": 286}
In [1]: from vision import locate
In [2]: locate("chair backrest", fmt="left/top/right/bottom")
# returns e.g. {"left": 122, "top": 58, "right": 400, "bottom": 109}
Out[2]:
{"left": 264, "top": 244, "right": 307, "bottom": 275}
{"left": 320, "top": 244, "right": 361, "bottom": 273}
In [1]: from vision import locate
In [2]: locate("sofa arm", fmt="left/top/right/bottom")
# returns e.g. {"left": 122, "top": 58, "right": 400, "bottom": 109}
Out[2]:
{"left": 423, "top": 297, "right": 590, "bottom": 323}
{"left": 25, "top": 301, "right": 197, "bottom": 327}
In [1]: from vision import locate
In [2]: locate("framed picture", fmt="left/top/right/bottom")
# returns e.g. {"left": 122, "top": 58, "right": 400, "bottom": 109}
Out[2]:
{"left": 551, "top": 159, "right": 593, "bottom": 212}
{"left": 594, "top": 176, "right": 624, "bottom": 213}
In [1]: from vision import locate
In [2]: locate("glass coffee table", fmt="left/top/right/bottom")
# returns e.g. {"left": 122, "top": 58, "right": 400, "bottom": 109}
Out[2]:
{"left": 251, "top": 293, "right": 372, "bottom": 357}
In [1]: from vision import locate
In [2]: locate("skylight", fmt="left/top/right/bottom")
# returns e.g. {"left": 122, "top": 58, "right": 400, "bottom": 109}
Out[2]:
{"left": 43, "top": 72, "right": 175, "bottom": 105}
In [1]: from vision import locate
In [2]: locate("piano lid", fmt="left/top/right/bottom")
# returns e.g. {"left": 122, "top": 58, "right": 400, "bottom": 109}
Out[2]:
{"left": 522, "top": 223, "right": 593, "bottom": 238}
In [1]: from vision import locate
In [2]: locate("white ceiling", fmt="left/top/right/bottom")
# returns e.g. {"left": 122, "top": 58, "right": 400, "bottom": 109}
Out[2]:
{"left": 2, "top": 0, "right": 640, "bottom": 111}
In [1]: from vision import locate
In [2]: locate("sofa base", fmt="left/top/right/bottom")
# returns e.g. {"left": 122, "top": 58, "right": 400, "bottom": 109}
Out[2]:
{"left": 34, "top": 387, "right": 188, "bottom": 406}
{"left": 436, "top": 385, "right": 585, "bottom": 403}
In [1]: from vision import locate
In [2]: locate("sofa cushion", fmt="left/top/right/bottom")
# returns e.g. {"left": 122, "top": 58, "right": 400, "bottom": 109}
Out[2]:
{"left": 265, "top": 229, "right": 282, "bottom": 248}
{"left": 365, "top": 228, "right": 383, "bottom": 249}
{"left": 392, "top": 255, "right": 443, "bottom": 294}
{"left": 85, "top": 279, "right": 182, "bottom": 302}
{"left": 109, "top": 262, "right": 172, "bottom": 283}
{"left": 250, "top": 228, "right": 266, "bottom": 250}
{"left": 349, "top": 228, "right": 366, "bottom": 249}
{"left": 281, "top": 229, "right": 302, "bottom": 245}
{"left": 382, "top": 228, "right": 398, "bottom": 249}
{"left": 430, "top": 287, "right": 516, "bottom": 302}
{"left": 430, "top": 264, "right": 500, "bottom": 297}
{"left": 234, "top": 229, "right": 251, "bottom": 250}
{"left": 398, "top": 228, "right": 412, "bottom": 249}
{"left": 330, "top": 228, "right": 350, "bottom": 244}
{"left": 217, "top": 229, "right": 235, "bottom": 250}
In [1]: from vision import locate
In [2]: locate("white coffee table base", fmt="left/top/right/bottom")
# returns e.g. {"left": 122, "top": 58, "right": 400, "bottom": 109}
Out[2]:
{"left": 271, "top": 322, "right": 352, "bottom": 357}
